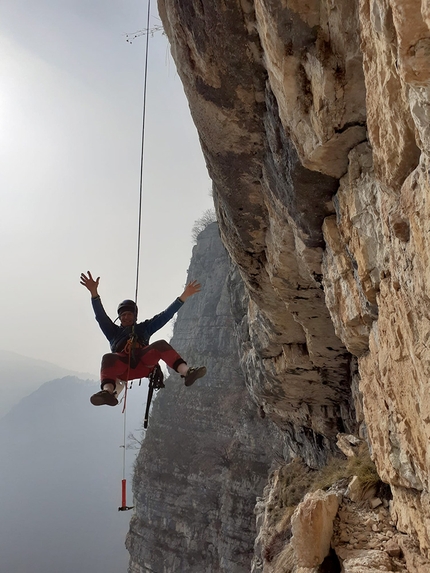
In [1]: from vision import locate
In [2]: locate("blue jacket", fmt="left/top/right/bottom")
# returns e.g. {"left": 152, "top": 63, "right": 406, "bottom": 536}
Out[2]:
{"left": 91, "top": 296, "right": 183, "bottom": 352}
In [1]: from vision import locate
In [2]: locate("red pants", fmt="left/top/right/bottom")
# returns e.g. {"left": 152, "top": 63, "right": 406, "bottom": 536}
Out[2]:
{"left": 100, "top": 339, "right": 186, "bottom": 388}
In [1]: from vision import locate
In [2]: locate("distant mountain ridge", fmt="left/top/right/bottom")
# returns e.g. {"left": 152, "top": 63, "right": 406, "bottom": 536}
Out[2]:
{"left": 0, "top": 348, "right": 97, "bottom": 418}
{"left": 0, "top": 374, "right": 145, "bottom": 573}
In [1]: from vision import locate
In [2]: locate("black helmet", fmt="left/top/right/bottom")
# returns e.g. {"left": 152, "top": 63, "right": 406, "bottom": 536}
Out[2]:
{"left": 117, "top": 299, "right": 138, "bottom": 317}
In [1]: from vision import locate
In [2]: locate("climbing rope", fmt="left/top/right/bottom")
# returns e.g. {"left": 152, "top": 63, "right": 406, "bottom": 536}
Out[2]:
{"left": 134, "top": 0, "right": 152, "bottom": 307}
{"left": 119, "top": 0, "right": 152, "bottom": 512}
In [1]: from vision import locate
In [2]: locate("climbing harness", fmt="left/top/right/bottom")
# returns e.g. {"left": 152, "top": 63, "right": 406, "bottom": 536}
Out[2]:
{"left": 118, "top": 0, "right": 153, "bottom": 513}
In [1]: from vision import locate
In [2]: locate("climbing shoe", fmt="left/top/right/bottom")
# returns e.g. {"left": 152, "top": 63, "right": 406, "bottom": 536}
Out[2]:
{"left": 183, "top": 366, "right": 207, "bottom": 387}
{"left": 90, "top": 390, "right": 118, "bottom": 407}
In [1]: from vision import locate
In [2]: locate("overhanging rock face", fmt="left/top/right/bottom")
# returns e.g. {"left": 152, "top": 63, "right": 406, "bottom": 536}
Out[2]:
{"left": 158, "top": 0, "right": 360, "bottom": 465}
{"left": 159, "top": 0, "right": 430, "bottom": 556}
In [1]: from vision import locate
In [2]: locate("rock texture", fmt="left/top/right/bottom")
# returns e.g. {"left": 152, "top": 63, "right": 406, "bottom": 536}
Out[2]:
{"left": 290, "top": 490, "right": 339, "bottom": 568}
{"left": 156, "top": 0, "right": 430, "bottom": 565}
{"left": 126, "top": 223, "right": 283, "bottom": 573}
{"left": 159, "top": 0, "right": 358, "bottom": 469}
{"left": 253, "top": 465, "right": 430, "bottom": 573}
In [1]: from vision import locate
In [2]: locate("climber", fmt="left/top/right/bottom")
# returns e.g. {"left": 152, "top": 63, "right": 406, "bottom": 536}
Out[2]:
{"left": 80, "top": 271, "right": 207, "bottom": 406}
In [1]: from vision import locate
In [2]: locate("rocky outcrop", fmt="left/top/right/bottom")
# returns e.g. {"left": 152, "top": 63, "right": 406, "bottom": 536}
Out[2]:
{"left": 126, "top": 223, "right": 283, "bottom": 572}
{"left": 253, "top": 460, "right": 430, "bottom": 573}
{"left": 157, "top": 0, "right": 430, "bottom": 563}
{"left": 290, "top": 490, "right": 339, "bottom": 568}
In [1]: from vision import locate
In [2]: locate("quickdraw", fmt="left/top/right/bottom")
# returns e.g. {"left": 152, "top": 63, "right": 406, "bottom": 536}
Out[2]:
{"left": 143, "top": 364, "right": 165, "bottom": 429}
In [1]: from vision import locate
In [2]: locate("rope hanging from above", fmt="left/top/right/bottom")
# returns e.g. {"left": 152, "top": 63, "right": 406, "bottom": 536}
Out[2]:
{"left": 119, "top": 0, "right": 152, "bottom": 513}
{"left": 134, "top": 0, "right": 152, "bottom": 306}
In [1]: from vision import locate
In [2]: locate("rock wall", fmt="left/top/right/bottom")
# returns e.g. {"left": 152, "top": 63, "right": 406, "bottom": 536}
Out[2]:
{"left": 157, "top": 0, "right": 430, "bottom": 564}
{"left": 126, "top": 223, "right": 283, "bottom": 573}
{"left": 159, "top": 0, "right": 358, "bottom": 470}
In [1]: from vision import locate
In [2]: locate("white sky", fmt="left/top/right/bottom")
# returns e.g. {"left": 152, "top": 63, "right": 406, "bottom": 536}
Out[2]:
{"left": 0, "top": 0, "right": 213, "bottom": 375}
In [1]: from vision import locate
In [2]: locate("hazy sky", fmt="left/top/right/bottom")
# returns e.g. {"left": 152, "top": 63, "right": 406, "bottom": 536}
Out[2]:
{"left": 1, "top": 0, "right": 213, "bottom": 375}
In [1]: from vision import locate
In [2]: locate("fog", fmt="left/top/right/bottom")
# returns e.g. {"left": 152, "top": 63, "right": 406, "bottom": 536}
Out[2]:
{"left": 0, "top": 0, "right": 212, "bottom": 375}
{"left": 0, "top": 374, "right": 146, "bottom": 572}
{"left": 1, "top": 1, "right": 212, "bottom": 570}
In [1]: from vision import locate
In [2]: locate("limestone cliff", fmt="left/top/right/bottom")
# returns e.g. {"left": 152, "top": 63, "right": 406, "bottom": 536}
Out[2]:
{"left": 150, "top": 0, "right": 430, "bottom": 570}
{"left": 127, "top": 223, "right": 283, "bottom": 572}
{"left": 159, "top": 0, "right": 359, "bottom": 469}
